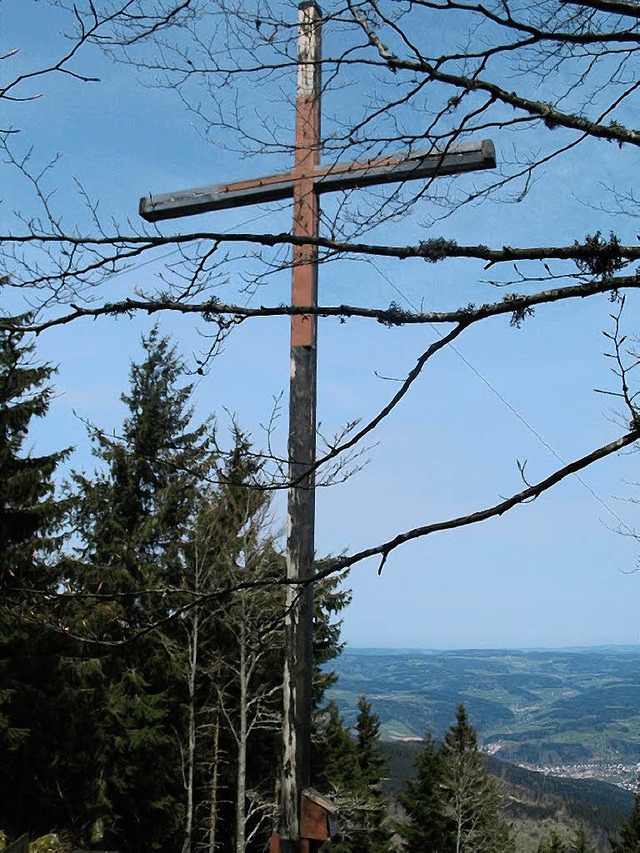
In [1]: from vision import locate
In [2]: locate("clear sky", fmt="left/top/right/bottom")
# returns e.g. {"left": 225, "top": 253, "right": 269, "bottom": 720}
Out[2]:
{"left": 3, "top": 1, "right": 640, "bottom": 650}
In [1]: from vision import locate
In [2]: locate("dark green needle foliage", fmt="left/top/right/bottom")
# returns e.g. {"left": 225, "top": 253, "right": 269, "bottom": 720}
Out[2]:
{"left": 440, "top": 704, "right": 514, "bottom": 853}
{"left": 400, "top": 729, "right": 455, "bottom": 852}
{"left": 66, "top": 327, "right": 215, "bottom": 852}
{"left": 571, "top": 824, "right": 596, "bottom": 853}
{"left": 316, "top": 696, "right": 392, "bottom": 853}
{"left": 611, "top": 787, "right": 640, "bottom": 852}
{"left": 0, "top": 323, "right": 71, "bottom": 834}
{"left": 315, "top": 700, "right": 360, "bottom": 795}
{"left": 401, "top": 704, "right": 514, "bottom": 853}
{"left": 537, "top": 830, "right": 569, "bottom": 852}
{"left": 355, "top": 695, "right": 387, "bottom": 791}
{"left": 0, "top": 323, "right": 69, "bottom": 595}
{"left": 0, "top": 325, "right": 351, "bottom": 852}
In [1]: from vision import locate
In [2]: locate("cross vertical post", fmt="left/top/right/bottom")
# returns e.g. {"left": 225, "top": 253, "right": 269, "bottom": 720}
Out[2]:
{"left": 138, "top": 5, "right": 496, "bottom": 846}
{"left": 280, "top": 4, "right": 322, "bottom": 850}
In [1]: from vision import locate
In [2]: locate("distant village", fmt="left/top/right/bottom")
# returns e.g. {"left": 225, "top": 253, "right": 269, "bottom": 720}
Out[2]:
{"left": 515, "top": 761, "right": 640, "bottom": 791}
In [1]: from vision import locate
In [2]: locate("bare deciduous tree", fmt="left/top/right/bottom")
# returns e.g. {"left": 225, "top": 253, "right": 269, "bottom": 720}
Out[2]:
{"left": 3, "top": 0, "right": 640, "bottom": 616}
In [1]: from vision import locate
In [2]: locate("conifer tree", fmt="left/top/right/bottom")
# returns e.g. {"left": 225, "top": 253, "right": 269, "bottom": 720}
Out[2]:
{"left": 311, "top": 694, "right": 392, "bottom": 852}
{"left": 355, "top": 695, "right": 386, "bottom": 790}
{"left": 186, "top": 432, "right": 286, "bottom": 853}
{"left": 0, "top": 325, "right": 351, "bottom": 851}
{"left": 400, "top": 730, "right": 455, "bottom": 852}
{"left": 0, "top": 327, "right": 66, "bottom": 580}
{"left": 315, "top": 697, "right": 391, "bottom": 853}
{"left": 178, "top": 434, "right": 255, "bottom": 853}
{"left": 401, "top": 705, "right": 514, "bottom": 853}
{"left": 440, "top": 704, "right": 514, "bottom": 853}
{"left": 0, "top": 324, "right": 70, "bottom": 834}
{"left": 537, "top": 830, "right": 568, "bottom": 852}
{"left": 315, "top": 700, "right": 359, "bottom": 794}
{"left": 0, "top": 323, "right": 353, "bottom": 851}
{"left": 611, "top": 786, "right": 640, "bottom": 852}
{"left": 67, "top": 326, "right": 215, "bottom": 852}
{"left": 312, "top": 560, "right": 351, "bottom": 706}
{"left": 348, "top": 696, "right": 392, "bottom": 853}
{"left": 571, "top": 825, "right": 595, "bottom": 853}
{"left": 176, "top": 430, "right": 351, "bottom": 853}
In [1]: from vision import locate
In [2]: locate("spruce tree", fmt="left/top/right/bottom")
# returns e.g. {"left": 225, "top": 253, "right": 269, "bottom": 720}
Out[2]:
{"left": 145, "top": 420, "right": 351, "bottom": 853}
{"left": 401, "top": 705, "right": 514, "bottom": 853}
{"left": 314, "top": 699, "right": 387, "bottom": 853}
{"left": 0, "top": 324, "right": 70, "bottom": 834}
{"left": 0, "top": 324, "right": 68, "bottom": 598}
{"left": 400, "top": 729, "right": 455, "bottom": 853}
{"left": 68, "top": 326, "right": 215, "bottom": 852}
{"left": 571, "top": 824, "right": 595, "bottom": 853}
{"left": 0, "top": 325, "right": 352, "bottom": 851}
{"left": 355, "top": 695, "right": 386, "bottom": 789}
{"left": 185, "top": 431, "right": 286, "bottom": 853}
{"left": 611, "top": 786, "right": 640, "bottom": 852}
{"left": 177, "top": 429, "right": 351, "bottom": 852}
{"left": 348, "top": 696, "right": 392, "bottom": 853}
{"left": 440, "top": 704, "right": 514, "bottom": 853}
{"left": 312, "top": 561, "right": 351, "bottom": 706}
{"left": 66, "top": 348, "right": 348, "bottom": 853}
{"left": 315, "top": 700, "right": 360, "bottom": 794}
{"left": 537, "top": 830, "right": 568, "bottom": 852}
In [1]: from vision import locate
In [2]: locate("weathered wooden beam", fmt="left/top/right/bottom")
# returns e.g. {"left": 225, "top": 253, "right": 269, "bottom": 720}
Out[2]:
{"left": 314, "top": 140, "right": 496, "bottom": 194}
{"left": 138, "top": 141, "right": 495, "bottom": 222}
{"left": 280, "top": 3, "right": 322, "bottom": 850}
{"left": 139, "top": 171, "right": 296, "bottom": 222}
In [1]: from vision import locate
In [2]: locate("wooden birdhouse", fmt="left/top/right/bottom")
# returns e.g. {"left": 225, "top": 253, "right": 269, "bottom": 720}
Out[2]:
{"left": 269, "top": 789, "right": 338, "bottom": 851}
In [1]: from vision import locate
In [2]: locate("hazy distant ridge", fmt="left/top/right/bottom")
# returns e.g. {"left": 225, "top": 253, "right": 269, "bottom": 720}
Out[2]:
{"left": 329, "top": 646, "right": 640, "bottom": 787}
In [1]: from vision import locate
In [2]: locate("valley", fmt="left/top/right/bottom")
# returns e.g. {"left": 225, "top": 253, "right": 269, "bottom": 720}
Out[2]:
{"left": 328, "top": 646, "right": 640, "bottom": 789}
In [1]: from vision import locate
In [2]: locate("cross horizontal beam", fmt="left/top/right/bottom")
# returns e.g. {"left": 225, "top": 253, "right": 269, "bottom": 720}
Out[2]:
{"left": 139, "top": 140, "right": 496, "bottom": 222}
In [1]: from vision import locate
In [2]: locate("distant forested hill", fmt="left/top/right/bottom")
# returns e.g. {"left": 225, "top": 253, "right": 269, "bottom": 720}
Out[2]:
{"left": 328, "top": 647, "right": 640, "bottom": 778}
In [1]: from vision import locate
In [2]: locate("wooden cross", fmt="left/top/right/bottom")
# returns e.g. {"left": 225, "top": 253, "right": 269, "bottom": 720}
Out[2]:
{"left": 139, "top": 3, "right": 495, "bottom": 849}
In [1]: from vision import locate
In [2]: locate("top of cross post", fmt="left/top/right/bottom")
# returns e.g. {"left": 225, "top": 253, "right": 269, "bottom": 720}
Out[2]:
{"left": 299, "top": 1, "right": 322, "bottom": 15}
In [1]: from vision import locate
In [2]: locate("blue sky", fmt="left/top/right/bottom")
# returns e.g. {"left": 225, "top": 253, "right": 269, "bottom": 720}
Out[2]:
{"left": 3, "top": 0, "right": 640, "bottom": 649}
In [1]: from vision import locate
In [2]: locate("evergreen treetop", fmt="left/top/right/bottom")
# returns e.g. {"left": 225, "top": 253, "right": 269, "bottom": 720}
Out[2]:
{"left": 355, "top": 695, "right": 387, "bottom": 792}
{"left": 70, "top": 325, "right": 215, "bottom": 631}
{"left": 401, "top": 704, "right": 514, "bottom": 853}
{"left": 0, "top": 324, "right": 69, "bottom": 590}
{"left": 64, "top": 326, "right": 217, "bottom": 851}
{"left": 400, "top": 728, "right": 455, "bottom": 853}
{"left": 316, "top": 696, "right": 391, "bottom": 853}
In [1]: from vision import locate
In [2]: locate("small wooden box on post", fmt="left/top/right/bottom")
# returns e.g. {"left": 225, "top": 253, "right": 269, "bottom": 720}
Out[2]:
{"left": 270, "top": 789, "right": 338, "bottom": 852}
{"left": 138, "top": 3, "right": 496, "bottom": 850}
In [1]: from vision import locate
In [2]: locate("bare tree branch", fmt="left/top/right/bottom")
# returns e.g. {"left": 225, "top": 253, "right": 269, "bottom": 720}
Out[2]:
{"left": 3, "top": 274, "right": 637, "bottom": 336}
{"left": 327, "top": 428, "right": 640, "bottom": 574}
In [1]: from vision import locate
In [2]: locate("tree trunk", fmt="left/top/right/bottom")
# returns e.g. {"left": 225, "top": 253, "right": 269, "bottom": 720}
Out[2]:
{"left": 208, "top": 717, "right": 220, "bottom": 853}
{"left": 235, "top": 618, "right": 248, "bottom": 853}
{"left": 182, "top": 609, "right": 199, "bottom": 853}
